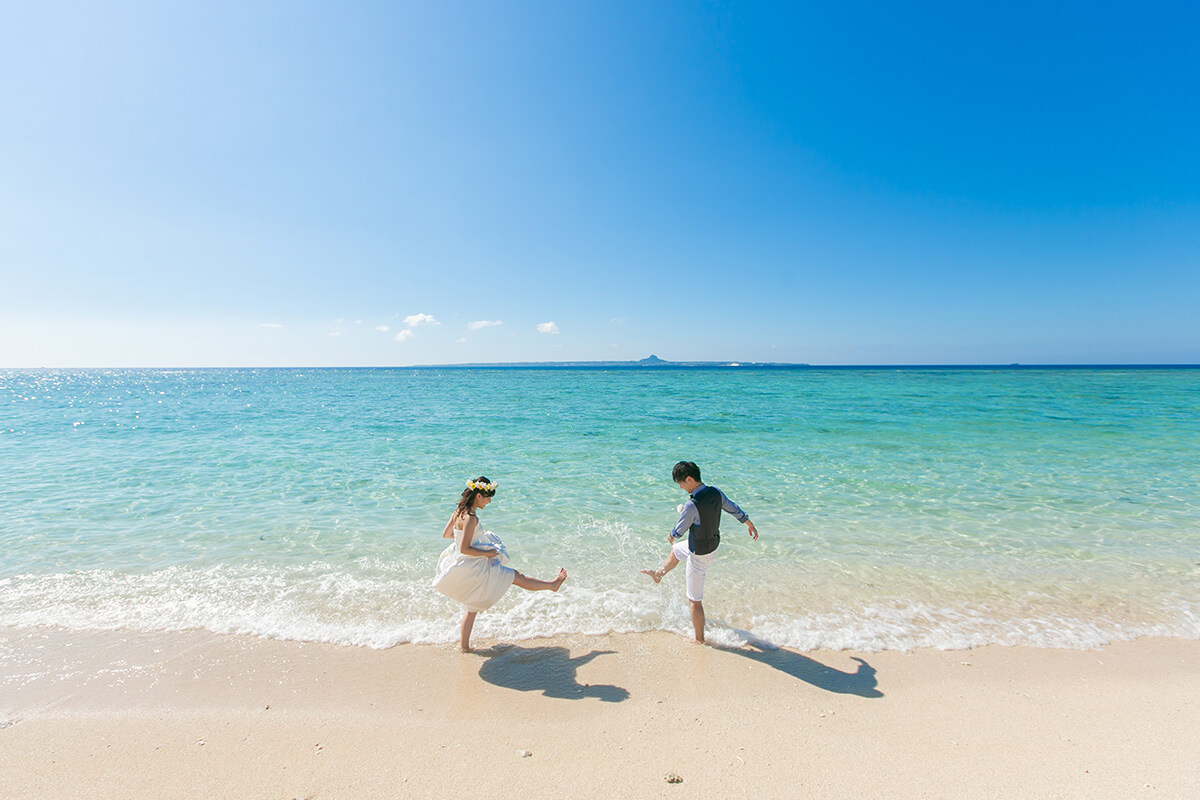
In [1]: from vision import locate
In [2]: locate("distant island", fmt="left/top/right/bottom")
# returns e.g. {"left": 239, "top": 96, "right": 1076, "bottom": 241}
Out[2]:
{"left": 411, "top": 354, "right": 811, "bottom": 369}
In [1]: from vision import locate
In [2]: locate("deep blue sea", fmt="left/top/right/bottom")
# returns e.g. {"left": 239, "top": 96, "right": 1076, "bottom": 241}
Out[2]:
{"left": 2, "top": 367, "right": 1198, "bottom": 651}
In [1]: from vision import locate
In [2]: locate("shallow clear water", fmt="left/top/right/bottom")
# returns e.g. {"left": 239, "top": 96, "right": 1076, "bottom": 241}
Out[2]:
{"left": 2, "top": 367, "right": 1198, "bottom": 650}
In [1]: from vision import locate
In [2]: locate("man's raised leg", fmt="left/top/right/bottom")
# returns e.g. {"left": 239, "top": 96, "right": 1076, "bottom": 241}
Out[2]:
{"left": 641, "top": 547, "right": 680, "bottom": 583}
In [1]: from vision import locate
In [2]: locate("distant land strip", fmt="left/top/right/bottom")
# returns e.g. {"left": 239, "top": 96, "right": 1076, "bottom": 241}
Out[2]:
{"left": 407, "top": 355, "right": 1198, "bottom": 370}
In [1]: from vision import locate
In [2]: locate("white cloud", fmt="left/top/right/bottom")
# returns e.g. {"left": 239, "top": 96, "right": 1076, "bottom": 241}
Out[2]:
{"left": 537, "top": 321, "right": 560, "bottom": 335}
{"left": 395, "top": 330, "right": 414, "bottom": 342}
{"left": 468, "top": 320, "right": 503, "bottom": 331}
{"left": 375, "top": 325, "right": 390, "bottom": 332}
{"left": 404, "top": 313, "right": 439, "bottom": 328}
{"left": 456, "top": 337, "right": 467, "bottom": 343}
{"left": 329, "top": 331, "right": 341, "bottom": 337}
{"left": 259, "top": 323, "right": 284, "bottom": 328}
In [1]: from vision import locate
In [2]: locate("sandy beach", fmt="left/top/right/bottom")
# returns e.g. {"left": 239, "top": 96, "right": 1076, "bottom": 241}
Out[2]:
{"left": 1, "top": 627, "right": 1196, "bottom": 799}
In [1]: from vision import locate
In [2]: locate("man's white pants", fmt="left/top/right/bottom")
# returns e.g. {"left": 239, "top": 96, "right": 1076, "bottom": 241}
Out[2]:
{"left": 672, "top": 540, "right": 717, "bottom": 601}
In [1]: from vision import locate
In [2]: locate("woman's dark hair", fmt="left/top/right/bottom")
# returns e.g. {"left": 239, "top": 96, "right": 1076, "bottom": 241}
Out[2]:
{"left": 456, "top": 475, "right": 497, "bottom": 516}
{"left": 672, "top": 461, "right": 701, "bottom": 483}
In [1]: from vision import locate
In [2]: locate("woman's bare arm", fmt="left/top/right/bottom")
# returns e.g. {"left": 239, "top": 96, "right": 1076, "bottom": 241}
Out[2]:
{"left": 456, "top": 515, "right": 496, "bottom": 557}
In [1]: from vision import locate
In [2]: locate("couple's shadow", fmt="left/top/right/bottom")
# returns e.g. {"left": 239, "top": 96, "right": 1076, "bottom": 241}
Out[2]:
{"left": 475, "top": 645, "right": 630, "bottom": 702}
{"left": 713, "top": 633, "right": 883, "bottom": 698}
{"left": 474, "top": 639, "right": 882, "bottom": 701}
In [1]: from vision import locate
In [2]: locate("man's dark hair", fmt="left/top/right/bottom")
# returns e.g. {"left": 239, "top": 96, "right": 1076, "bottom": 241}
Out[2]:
{"left": 672, "top": 461, "right": 701, "bottom": 483}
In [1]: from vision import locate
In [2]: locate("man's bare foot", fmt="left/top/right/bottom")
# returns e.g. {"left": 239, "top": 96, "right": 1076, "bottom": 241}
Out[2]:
{"left": 640, "top": 568, "right": 663, "bottom": 584}
{"left": 551, "top": 568, "right": 568, "bottom": 591}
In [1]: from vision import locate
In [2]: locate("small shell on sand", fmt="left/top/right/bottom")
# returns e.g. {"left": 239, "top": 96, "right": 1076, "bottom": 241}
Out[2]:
{"left": 665, "top": 773, "right": 683, "bottom": 784}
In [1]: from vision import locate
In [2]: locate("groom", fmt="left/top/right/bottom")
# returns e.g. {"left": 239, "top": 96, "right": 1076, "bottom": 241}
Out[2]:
{"left": 642, "top": 461, "right": 759, "bottom": 643}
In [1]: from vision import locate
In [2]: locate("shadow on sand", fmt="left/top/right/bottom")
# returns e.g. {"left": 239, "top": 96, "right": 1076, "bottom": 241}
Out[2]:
{"left": 476, "top": 646, "right": 630, "bottom": 702}
{"left": 716, "top": 637, "right": 884, "bottom": 698}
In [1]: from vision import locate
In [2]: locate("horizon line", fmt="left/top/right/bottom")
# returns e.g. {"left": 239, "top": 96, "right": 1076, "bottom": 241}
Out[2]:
{"left": 5, "top": 362, "right": 1199, "bottom": 370}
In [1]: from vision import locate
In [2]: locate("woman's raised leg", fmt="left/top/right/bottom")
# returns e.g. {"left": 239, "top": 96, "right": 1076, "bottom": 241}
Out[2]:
{"left": 513, "top": 568, "right": 567, "bottom": 592}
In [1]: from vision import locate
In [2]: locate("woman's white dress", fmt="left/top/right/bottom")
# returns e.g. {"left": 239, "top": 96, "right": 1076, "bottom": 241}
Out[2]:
{"left": 433, "top": 527, "right": 516, "bottom": 611}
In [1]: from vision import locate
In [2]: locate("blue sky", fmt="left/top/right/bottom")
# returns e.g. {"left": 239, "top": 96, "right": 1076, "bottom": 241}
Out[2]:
{"left": 2, "top": 1, "right": 1197, "bottom": 366}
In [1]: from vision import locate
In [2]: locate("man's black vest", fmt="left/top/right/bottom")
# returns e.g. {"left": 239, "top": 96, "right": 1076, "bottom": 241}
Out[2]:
{"left": 688, "top": 485, "right": 723, "bottom": 556}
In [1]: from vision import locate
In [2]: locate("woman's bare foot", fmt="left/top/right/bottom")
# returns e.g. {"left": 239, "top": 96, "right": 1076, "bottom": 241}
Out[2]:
{"left": 551, "top": 568, "right": 568, "bottom": 591}
{"left": 640, "top": 568, "right": 663, "bottom": 584}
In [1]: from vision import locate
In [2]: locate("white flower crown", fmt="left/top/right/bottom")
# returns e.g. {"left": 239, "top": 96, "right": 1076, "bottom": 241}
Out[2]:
{"left": 466, "top": 480, "right": 498, "bottom": 493}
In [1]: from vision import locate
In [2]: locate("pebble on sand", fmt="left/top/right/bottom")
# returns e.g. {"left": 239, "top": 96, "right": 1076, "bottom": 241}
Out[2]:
{"left": 665, "top": 773, "right": 683, "bottom": 784}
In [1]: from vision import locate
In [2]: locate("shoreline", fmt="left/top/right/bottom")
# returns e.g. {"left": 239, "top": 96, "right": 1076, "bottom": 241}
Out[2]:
{"left": 2, "top": 627, "right": 1197, "bottom": 798}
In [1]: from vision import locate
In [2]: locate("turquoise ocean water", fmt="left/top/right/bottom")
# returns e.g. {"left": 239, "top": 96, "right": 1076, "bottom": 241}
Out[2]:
{"left": 2, "top": 367, "right": 1198, "bottom": 651}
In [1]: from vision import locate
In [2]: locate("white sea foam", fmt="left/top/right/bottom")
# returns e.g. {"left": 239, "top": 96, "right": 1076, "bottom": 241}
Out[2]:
{"left": 2, "top": 563, "right": 1197, "bottom": 652}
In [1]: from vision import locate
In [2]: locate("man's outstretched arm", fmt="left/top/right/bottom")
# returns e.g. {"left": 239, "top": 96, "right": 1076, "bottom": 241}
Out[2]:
{"left": 719, "top": 491, "right": 758, "bottom": 540}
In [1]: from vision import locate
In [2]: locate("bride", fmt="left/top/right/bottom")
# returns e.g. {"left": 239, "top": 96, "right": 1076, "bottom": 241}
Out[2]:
{"left": 433, "top": 476, "right": 567, "bottom": 652}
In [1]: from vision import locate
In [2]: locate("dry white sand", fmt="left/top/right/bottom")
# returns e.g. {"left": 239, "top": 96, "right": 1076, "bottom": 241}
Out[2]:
{"left": 2, "top": 627, "right": 1197, "bottom": 799}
